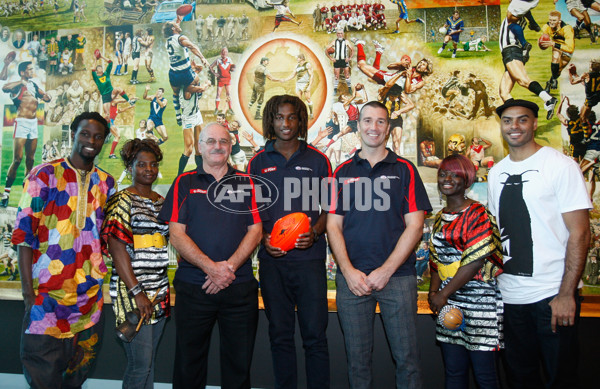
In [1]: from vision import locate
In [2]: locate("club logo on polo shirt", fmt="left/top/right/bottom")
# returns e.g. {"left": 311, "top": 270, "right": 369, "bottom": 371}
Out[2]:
{"left": 191, "top": 189, "right": 207, "bottom": 194}
{"left": 344, "top": 177, "right": 360, "bottom": 185}
{"left": 206, "top": 173, "right": 279, "bottom": 214}
{"left": 262, "top": 166, "right": 277, "bottom": 174}
{"left": 295, "top": 166, "right": 313, "bottom": 172}
{"left": 379, "top": 175, "right": 399, "bottom": 180}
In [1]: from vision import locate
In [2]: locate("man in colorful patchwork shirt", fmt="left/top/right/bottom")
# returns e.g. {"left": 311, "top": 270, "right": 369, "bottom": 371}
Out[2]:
{"left": 12, "top": 111, "right": 116, "bottom": 388}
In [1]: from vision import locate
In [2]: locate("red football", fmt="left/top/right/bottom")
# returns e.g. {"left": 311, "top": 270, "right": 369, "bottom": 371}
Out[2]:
{"left": 538, "top": 33, "right": 552, "bottom": 50}
{"left": 5, "top": 51, "right": 16, "bottom": 62}
{"left": 270, "top": 212, "right": 311, "bottom": 252}
{"left": 326, "top": 46, "right": 335, "bottom": 54}
{"left": 176, "top": 4, "right": 193, "bottom": 16}
{"left": 94, "top": 49, "right": 101, "bottom": 59}
{"left": 569, "top": 64, "right": 577, "bottom": 75}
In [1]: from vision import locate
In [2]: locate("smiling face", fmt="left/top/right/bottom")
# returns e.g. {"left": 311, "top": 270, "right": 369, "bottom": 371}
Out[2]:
{"left": 548, "top": 15, "right": 560, "bottom": 30}
{"left": 500, "top": 106, "right": 538, "bottom": 150}
{"left": 71, "top": 119, "right": 107, "bottom": 163}
{"left": 273, "top": 103, "right": 300, "bottom": 142}
{"left": 358, "top": 104, "right": 390, "bottom": 149}
{"left": 131, "top": 151, "right": 159, "bottom": 187}
{"left": 438, "top": 168, "right": 466, "bottom": 198}
{"left": 199, "top": 124, "right": 232, "bottom": 167}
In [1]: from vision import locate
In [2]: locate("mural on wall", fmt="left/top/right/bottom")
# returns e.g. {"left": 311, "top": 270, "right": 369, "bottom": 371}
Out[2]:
{"left": 0, "top": 0, "right": 599, "bottom": 296}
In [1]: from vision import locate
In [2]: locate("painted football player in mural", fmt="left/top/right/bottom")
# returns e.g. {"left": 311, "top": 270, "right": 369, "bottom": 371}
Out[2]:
{"left": 555, "top": 0, "right": 599, "bottom": 43}
{"left": 540, "top": 11, "right": 574, "bottom": 92}
{"left": 210, "top": 47, "right": 235, "bottom": 116}
{"left": 498, "top": 15, "right": 557, "bottom": 119}
{"left": 163, "top": 13, "right": 210, "bottom": 126}
{"left": 279, "top": 54, "right": 315, "bottom": 118}
{"left": 267, "top": 0, "right": 302, "bottom": 32}
{"left": 92, "top": 52, "right": 135, "bottom": 126}
{"left": 143, "top": 85, "right": 168, "bottom": 145}
{"left": 568, "top": 59, "right": 600, "bottom": 123}
{"left": 325, "top": 29, "right": 354, "bottom": 95}
{"left": 390, "top": 0, "right": 423, "bottom": 34}
{"left": 0, "top": 60, "right": 51, "bottom": 208}
{"left": 437, "top": 10, "right": 464, "bottom": 58}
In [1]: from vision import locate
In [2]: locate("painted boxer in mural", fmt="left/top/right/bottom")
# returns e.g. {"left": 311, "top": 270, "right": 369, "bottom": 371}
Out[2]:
{"left": 0, "top": 60, "right": 51, "bottom": 208}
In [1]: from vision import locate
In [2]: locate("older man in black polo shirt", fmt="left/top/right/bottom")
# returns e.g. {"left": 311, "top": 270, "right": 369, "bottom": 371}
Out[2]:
{"left": 328, "top": 101, "right": 431, "bottom": 389}
{"left": 158, "top": 122, "right": 262, "bottom": 389}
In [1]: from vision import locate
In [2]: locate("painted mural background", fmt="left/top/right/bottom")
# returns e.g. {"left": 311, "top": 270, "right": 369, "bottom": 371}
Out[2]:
{"left": 0, "top": 0, "right": 599, "bottom": 296}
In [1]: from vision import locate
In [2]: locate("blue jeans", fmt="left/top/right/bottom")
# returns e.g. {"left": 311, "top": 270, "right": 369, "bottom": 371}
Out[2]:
{"left": 336, "top": 272, "right": 423, "bottom": 389}
{"left": 503, "top": 294, "right": 582, "bottom": 389}
{"left": 20, "top": 308, "right": 104, "bottom": 389}
{"left": 172, "top": 278, "right": 258, "bottom": 389}
{"left": 121, "top": 317, "right": 166, "bottom": 389}
{"left": 439, "top": 342, "right": 499, "bottom": 389}
{"left": 415, "top": 260, "right": 428, "bottom": 278}
{"left": 259, "top": 257, "right": 330, "bottom": 389}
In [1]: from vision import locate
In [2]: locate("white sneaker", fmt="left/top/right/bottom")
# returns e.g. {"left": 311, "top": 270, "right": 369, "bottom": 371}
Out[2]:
{"left": 373, "top": 40, "right": 384, "bottom": 53}
{"left": 452, "top": 53, "right": 456, "bottom": 58}
{"left": 437, "top": 47, "right": 443, "bottom": 54}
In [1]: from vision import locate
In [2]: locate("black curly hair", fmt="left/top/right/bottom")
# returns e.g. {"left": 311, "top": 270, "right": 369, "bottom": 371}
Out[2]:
{"left": 262, "top": 94, "right": 308, "bottom": 140}
{"left": 120, "top": 138, "right": 163, "bottom": 169}
{"left": 70, "top": 112, "right": 110, "bottom": 138}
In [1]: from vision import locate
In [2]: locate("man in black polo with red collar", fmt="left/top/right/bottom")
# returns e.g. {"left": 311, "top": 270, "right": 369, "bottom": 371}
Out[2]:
{"left": 327, "top": 101, "right": 431, "bottom": 389}
{"left": 247, "top": 94, "right": 332, "bottom": 389}
{"left": 159, "top": 122, "right": 262, "bottom": 389}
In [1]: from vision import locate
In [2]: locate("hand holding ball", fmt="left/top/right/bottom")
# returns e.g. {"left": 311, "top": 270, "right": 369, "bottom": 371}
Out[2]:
{"left": 437, "top": 305, "right": 465, "bottom": 331}
{"left": 439, "top": 27, "right": 448, "bottom": 35}
{"left": 94, "top": 49, "right": 101, "bottom": 59}
{"left": 270, "top": 212, "right": 310, "bottom": 252}
{"left": 538, "top": 34, "right": 552, "bottom": 50}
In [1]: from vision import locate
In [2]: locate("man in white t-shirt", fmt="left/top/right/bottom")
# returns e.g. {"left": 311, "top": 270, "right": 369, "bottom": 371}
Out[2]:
{"left": 487, "top": 99, "right": 591, "bottom": 388}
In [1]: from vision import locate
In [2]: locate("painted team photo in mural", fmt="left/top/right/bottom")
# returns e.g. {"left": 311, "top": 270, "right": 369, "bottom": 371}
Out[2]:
{"left": 0, "top": 0, "right": 599, "bottom": 294}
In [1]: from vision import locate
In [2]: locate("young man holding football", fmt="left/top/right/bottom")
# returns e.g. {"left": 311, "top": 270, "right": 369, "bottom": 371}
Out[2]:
{"left": 247, "top": 94, "right": 332, "bottom": 389}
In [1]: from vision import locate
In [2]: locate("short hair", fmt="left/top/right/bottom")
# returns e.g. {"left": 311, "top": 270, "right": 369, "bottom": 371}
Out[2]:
{"left": 297, "top": 53, "right": 305, "bottom": 61}
{"left": 70, "top": 112, "right": 110, "bottom": 138}
{"left": 549, "top": 10, "right": 561, "bottom": 19}
{"left": 262, "top": 94, "right": 308, "bottom": 140}
{"left": 358, "top": 101, "right": 389, "bottom": 123}
{"left": 566, "top": 105, "right": 579, "bottom": 120}
{"left": 18, "top": 61, "right": 32, "bottom": 75}
{"left": 146, "top": 28, "right": 153, "bottom": 35}
{"left": 157, "top": 87, "right": 164, "bottom": 93}
{"left": 260, "top": 57, "right": 269, "bottom": 65}
{"left": 163, "top": 22, "right": 177, "bottom": 37}
{"left": 217, "top": 112, "right": 226, "bottom": 119}
{"left": 120, "top": 138, "right": 163, "bottom": 169}
{"left": 438, "top": 154, "right": 477, "bottom": 188}
{"left": 591, "top": 59, "right": 600, "bottom": 72}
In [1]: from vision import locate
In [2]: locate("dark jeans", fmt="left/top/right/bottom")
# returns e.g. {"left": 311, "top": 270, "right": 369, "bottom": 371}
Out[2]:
{"left": 20, "top": 308, "right": 105, "bottom": 389}
{"left": 121, "top": 317, "right": 166, "bottom": 389}
{"left": 172, "top": 278, "right": 259, "bottom": 389}
{"left": 439, "top": 342, "right": 499, "bottom": 389}
{"left": 259, "top": 257, "right": 330, "bottom": 389}
{"left": 503, "top": 294, "right": 582, "bottom": 389}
